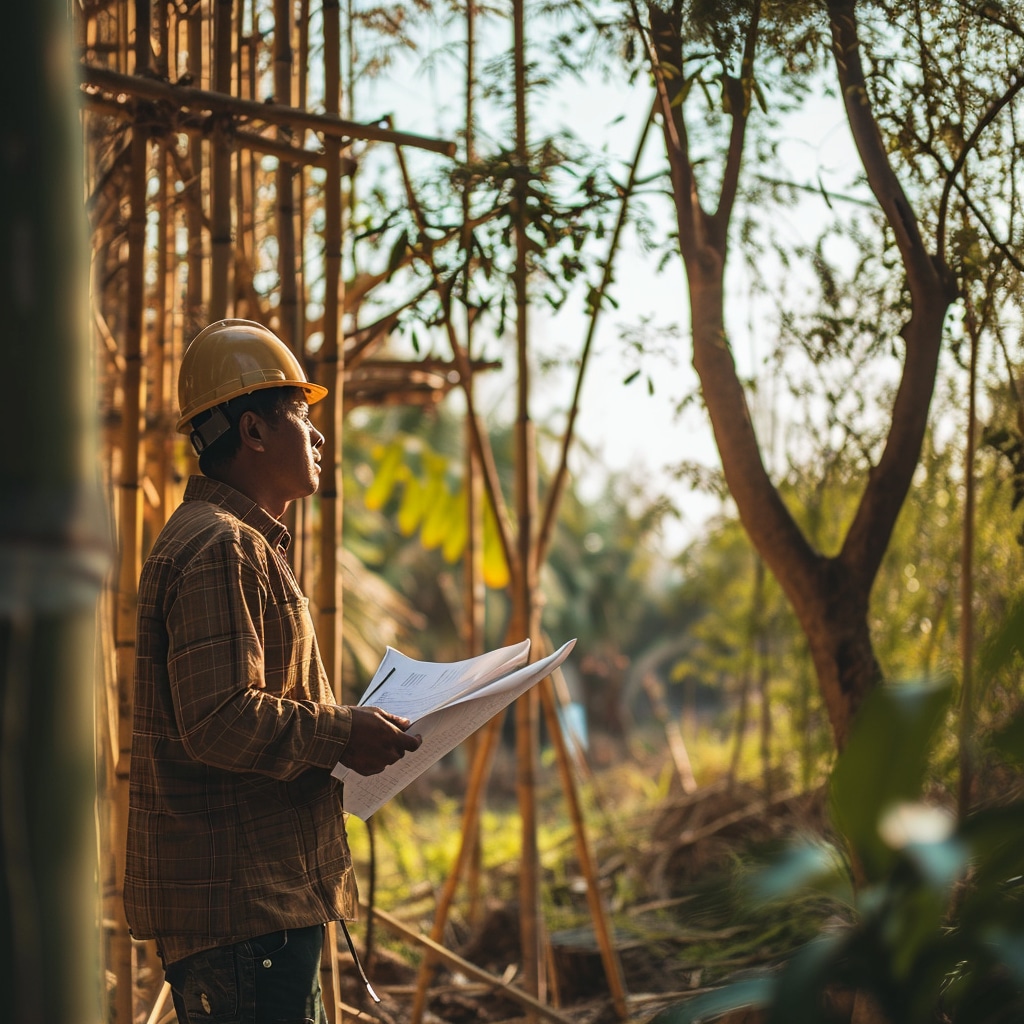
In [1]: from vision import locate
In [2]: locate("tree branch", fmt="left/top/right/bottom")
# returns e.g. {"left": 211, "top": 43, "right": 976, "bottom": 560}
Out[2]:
{"left": 937, "top": 66, "right": 1024, "bottom": 264}
{"left": 638, "top": 0, "right": 703, "bottom": 260}
{"left": 827, "top": 0, "right": 939, "bottom": 298}
{"left": 827, "top": 0, "right": 956, "bottom": 586}
{"left": 714, "top": 0, "right": 761, "bottom": 238}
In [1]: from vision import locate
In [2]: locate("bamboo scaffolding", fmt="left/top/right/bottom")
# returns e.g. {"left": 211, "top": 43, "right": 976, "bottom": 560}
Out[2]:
{"left": 80, "top": 4, "right": 626, "bottom": 1023}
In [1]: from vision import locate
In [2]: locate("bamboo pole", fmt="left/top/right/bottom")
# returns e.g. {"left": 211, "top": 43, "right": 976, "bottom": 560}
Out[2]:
{"left": 79, "top": 64, "right": 457, "bottom": 157}
{"left": 109, "top": 107, "right": 150, "bottom": 1024}
{"left": 276, "top": 0, "right": 301, "bottom": 351}
{"left": 509, "top": 0, "right": 544, "bottom": 1009}
{"left": 408, "top": 715, "right": 506, "bottom": 1024}
{"left": 460, "top": 0, "right": 486, "bottom": 931}
{"left": 134, "top": 0, "right": 151, "bottom": 74}
{"left": 210, "top": 0, "right": 233, "bottom": 319}
{"left": 318, "top": 0, "right": 345, "bottom": 701}
{"left": 534, "top": 101, "right": 655, "bottom": 568}
{"left": 146, "top": 142, "right": 170, "bottom": 535}
{"left": 958, "top": 290, "right": 979, "bottom": 820}
{"left": 1, "top": 7, "right": 107, "bottom": 1023}
{"left": 537, "top": 676, "right": 629, "bottom": 1018}
{"left": 371, "top": 906, "right": 578, "bottom": 1024}
{"left": 184, "top": 7, "right": 206, "bottom": 338}
{"left": 319, "top": 2, "right": 345, "bottom": 1019}
{"left": 236, "top": 1, "right": 257, "bottom": 320}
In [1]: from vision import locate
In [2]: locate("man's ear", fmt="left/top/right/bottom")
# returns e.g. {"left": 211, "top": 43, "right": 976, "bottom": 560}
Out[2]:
{"left": 237, "top": 410, "right": 266, "bottom": 453}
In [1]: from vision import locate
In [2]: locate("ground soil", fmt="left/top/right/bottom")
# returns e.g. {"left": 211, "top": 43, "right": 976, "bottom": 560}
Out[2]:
{"left": 334, "top": 774, "right": 834, "bottom": 1024}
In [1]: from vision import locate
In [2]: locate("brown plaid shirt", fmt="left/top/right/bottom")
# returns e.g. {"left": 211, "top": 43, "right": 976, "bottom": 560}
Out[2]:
{"left": 124, "top": 476, "right": 356, "bottom": 964}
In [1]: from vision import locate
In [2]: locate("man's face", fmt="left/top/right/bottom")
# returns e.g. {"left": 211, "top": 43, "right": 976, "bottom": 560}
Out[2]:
{"left": 261, "top": 396, "right": 325, "bottom": 505}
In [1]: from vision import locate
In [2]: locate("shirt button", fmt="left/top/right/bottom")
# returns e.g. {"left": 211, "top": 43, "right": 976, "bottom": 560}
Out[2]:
{"left": 262, "top": 959, "right": 272, "bottom": 968}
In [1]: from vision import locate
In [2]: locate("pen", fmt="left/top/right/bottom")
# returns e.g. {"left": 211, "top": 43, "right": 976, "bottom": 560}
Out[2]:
{"left": 360, "top": 666, "right": 395, "bottom": 707}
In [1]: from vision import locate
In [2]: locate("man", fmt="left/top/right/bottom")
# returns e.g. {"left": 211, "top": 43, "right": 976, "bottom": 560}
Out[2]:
{"left": 123, "top": 319, "right": 421, "bottom": 1024}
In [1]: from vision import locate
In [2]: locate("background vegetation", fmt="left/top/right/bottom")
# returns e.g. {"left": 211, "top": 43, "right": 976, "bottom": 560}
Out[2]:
{"left": 4, "top": 1, "right": 1023, "bottom": 1023}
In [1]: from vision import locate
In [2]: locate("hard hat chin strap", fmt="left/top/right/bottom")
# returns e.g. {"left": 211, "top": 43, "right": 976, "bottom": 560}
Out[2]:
{"left": 189, "top": 405, "right": 232, "bottom": 455}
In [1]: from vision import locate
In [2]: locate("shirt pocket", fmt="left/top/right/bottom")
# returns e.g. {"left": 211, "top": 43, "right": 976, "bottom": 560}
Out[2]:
{"left": 262, "top": 593, "right": 316, "bottom": 698}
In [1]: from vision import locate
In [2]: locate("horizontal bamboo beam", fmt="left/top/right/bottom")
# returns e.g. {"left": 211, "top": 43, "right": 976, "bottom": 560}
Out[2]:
{"left": 81, "top": 90, "right": 359, "bottom": 172}
{"left": 363, "top": 904, "right": 578, "bottom": 1024}
{"left": 79, "top": 64, "right": 457, "bottom": 158}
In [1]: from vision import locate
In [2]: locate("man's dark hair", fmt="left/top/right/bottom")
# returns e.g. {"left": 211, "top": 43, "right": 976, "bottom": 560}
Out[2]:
{"left": 191, "top": 386, "right": 303, "bottom": 478}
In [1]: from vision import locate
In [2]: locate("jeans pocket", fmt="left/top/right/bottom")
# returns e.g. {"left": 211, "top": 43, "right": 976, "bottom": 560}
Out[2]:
{"left": 241, "top": 929, "right": 289, "bottom": 961}
{"left": 166, "top": 945, "right": 241, "bottom": 1023}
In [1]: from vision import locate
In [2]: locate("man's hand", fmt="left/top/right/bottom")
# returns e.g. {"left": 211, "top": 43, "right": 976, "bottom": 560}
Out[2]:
{"left": 338, "top": 707, "right": 423, "bottom": 776}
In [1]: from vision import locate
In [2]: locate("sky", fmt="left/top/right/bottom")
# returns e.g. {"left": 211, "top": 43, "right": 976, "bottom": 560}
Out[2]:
{"left": 351, "top": 12, "right": 863, "bottom": 556}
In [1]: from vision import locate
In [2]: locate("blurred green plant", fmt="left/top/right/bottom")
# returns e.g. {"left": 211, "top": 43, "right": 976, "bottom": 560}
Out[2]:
{"left": 652, "top": 600, "right": 1024, "bottom": 1024}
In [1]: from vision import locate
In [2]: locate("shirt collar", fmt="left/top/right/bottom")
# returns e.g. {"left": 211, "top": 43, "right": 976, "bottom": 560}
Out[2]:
{"left": 183, "top": 475, "right": 292, "bottom": 551}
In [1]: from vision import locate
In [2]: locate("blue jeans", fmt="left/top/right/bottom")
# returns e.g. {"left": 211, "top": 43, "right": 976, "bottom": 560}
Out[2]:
{"left": 164, "top": 925, "right": 328, "bottom": 1024}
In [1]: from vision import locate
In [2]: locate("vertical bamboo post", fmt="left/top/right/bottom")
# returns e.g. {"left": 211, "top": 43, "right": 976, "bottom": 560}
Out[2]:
{"left": 146, "top": 142, "right": 170, "bottom": 533}
{"left": 510, "top": 0, "right": 543, "bottom": 1008}
{"left": 236, "top": 0, "right": 256, "bottom": 319}
{"left": 408, "top": 715, "right": 506, "bottom": 1024}
{"left": 273, "top": 0, "right": 298, "bottom": 347}
{"left": 273, "top": 0, "right": 301, "bottom": 563}
{"left": 134, "top": 0, "right": 152, "bottom": 74}
{"left": 210, "top": 0, "right": 234, "bottom": 319}
{"left": 185, "top": 6, "right": 206, "bottom": 337}
{"left": 1, "top": 7, "right": 107, "bottom": 1024}
{"left": 109, "top": 105, "right": 150, "bottom": 1024}
{"left": 538, "top": 679, "right": 629, "bottom": 1018}
{"left": 958, "top": 292, "right": 979, "bottom": 820}
{"left": 319, "top": 2, "right": 345, "bottom": 1019}
{"left": 460, "top": 0, "right": 486, "bottom": 930}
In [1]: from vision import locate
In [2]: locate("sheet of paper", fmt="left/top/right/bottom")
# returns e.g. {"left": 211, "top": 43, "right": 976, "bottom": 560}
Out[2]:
{"left": 357, "top": 638, "right": 532, "bottom": 720}
{"left": 333, "top": 638, "right": 576, "bottom": 820}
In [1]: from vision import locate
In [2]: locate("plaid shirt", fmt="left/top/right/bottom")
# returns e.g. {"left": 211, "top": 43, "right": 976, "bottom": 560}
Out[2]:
{"left": 124, "top": 476, "right": 356, "bottom": 964}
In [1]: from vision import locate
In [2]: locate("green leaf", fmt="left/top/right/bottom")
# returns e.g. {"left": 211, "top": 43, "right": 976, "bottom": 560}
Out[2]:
{"left": 746, "top": 839, "right": 851, "bottom": 906}
{"left": 979, "top": 593, "right": 1024, "bottom": 691}
{"left": 386, "top": 227, "right": 409, "bottom": 278}
{"left": 988, "top": 710, "right": 1024, "bottom": 766}
{"left": 830, "top": 679, "right": 952, "bottom": 881}
{"left": 649, "top": 976, "right": 773, "bottom": 1023}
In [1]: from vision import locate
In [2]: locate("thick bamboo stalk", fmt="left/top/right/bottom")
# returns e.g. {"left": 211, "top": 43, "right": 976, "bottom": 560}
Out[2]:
{"left": 109, "top": 113, "right": 150, "bottom": 1024}
{"left": 1, "top": 8, "right": 107, "bottom": 1024}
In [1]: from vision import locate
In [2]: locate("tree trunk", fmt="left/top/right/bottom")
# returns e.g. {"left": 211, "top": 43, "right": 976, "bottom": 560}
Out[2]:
{"left": 648, "top": 0, "right": 956, "bottom": 749}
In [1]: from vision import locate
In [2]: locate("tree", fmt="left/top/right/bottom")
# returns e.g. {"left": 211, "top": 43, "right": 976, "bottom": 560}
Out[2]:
{"left": 622, "top": 0, "right": 1023, "bottom": 749}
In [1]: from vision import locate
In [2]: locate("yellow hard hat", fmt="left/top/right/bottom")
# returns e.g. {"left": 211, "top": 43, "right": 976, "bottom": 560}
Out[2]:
{"left": 176, "top": 319, "right": 328, "bottom": 434}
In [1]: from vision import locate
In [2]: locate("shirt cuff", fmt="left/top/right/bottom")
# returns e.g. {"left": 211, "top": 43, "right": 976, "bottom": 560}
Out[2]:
{"left": 306, "top": 703, "right": 353, "bottom": 768}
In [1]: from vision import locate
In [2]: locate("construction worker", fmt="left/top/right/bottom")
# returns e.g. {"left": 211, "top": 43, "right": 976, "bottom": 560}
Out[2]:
{"left": 123, "top": 319, "right": 421, "bottom": 1024}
